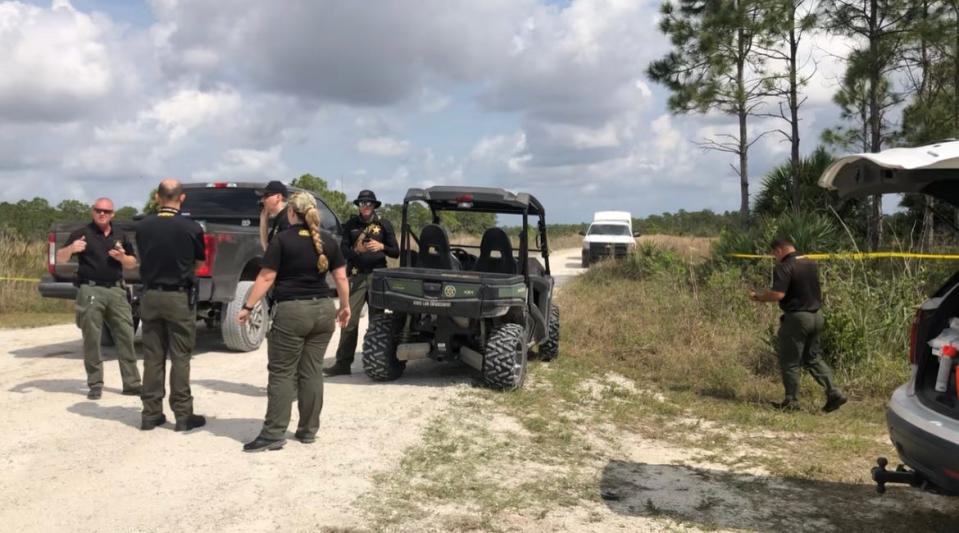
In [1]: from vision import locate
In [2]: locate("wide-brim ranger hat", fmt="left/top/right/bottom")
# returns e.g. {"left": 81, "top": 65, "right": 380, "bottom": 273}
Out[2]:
{"left": 255, "top": 180, "right": 288, "bottom": 198}
{"left": 353, "top": 189, "right": 381, "bottom": 208}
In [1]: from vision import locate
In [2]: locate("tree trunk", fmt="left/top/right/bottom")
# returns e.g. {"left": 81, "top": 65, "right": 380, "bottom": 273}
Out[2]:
{"left": 923, "top": 196, "right": 935, "bottom": 250}
{"left": 954, "top": 3, "right": 959, "bottom": 132}
{"left": 738, "top": 26, "right": 750, "bottom": 228}
{"left": 868, "top": 0, "right": 882, "bottom": 251}
{"left": 789, "top": 10, "right": 801, "bottom": 212}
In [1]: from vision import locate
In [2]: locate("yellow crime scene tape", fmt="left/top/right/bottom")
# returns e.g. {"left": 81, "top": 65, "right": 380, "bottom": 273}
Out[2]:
{"left": 0, "top": 276, "right": 42, "bottom": 282}
{"left": 728, "top": 252, "right": 959, "bottom": 260}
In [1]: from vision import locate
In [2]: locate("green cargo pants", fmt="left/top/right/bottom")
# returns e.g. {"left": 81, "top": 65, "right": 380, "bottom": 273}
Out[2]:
{"left": 777, "top": 310, "right": 839, "bottom": 402}
{"left": 139, "top": 290, "right": 196, "bottom": 422}
{"left": 333, "top": 273, "right": 371, "bottom": 367}
{"left": 260, "top": 298, "right": 336, "bottom": 440}
{"left": 75, "top": 285, "right": 141, "bottom": 392}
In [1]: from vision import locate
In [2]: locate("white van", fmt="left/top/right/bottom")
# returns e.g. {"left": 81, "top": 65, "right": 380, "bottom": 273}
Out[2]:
{"left": 581, "top": 211, "right": 637, "bottom": 267}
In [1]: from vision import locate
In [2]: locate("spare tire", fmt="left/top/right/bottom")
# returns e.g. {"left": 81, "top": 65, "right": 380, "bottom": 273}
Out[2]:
{"left": 221, "top": 281, "right": 269, "bottom": 352}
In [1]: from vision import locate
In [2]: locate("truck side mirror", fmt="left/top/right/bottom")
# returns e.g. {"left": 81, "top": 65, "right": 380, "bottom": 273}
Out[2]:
{"left": 633, "top": 232, "right": 641, "bottom": 237}
{"left": 578, "top": 230, "right": 585, "bottom": 236}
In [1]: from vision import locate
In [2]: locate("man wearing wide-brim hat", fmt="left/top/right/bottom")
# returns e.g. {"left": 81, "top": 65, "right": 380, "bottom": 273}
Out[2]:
{"left": 324, "top": 189, "right": 398, "bottom": 376}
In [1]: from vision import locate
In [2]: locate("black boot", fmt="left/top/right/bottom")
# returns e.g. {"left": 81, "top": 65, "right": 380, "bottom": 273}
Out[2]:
{"left": 175, "top": 414, "right": 207, "bottom": 432}
{"left": 822, "top": 393, "right": 848, "bottom": 413}
{"left": 322, "top": 363, "right": 351, "bottom": 377}
{"left": 770, "top": 399, "right": 800, "bottom": 412}
{"left": 243, "top": 437, "right": 286, "bottom": 452}
{"left": 141, "top": 414, "right": 167, "bottom": 431}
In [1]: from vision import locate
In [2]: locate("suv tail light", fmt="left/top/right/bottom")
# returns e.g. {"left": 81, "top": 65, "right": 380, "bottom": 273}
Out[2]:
{"left": 195, "top": 234, "right": 217, "bottom": 277}
{"left": 47, "top": 232, "right": 56, "bottom": 275}
{"left": 908, "top": 308, "right": 922, "bottom": 365}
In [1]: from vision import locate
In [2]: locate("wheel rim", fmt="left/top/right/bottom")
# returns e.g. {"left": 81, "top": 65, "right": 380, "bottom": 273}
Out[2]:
{"left": 512, "top": 331, "right": 526, "bottom": 383}
{"left": 246, "top": 302, "right": 265, "bottom": 340}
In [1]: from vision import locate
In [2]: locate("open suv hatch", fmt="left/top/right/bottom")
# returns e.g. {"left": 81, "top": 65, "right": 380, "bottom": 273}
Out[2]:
{"left": 820, "top": 140, "right": 959, "bottom": 495}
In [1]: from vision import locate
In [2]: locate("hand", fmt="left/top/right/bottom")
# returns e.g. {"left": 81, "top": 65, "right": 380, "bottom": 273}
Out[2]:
{"left": 365, "top": 240, "right": 384, "bottom": 253}
{"left": 336, "top": 306, "right": 350, "bottom": 328}
{"left": 237, "top": 308, "right": 250, "bottom": 324}
{"left": 107, "top": 248, "right": 125, "bottom": 261}
{"left": 72, "top": 236, "right": 87, "bottom": 254}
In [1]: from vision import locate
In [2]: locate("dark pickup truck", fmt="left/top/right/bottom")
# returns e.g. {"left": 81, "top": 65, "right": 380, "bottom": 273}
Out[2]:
{"left": 39, "top": 182, "right": 342, "bottom": 352}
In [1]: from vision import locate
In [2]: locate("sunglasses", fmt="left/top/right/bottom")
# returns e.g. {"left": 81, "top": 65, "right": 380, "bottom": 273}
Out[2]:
{"left": 93, "top": 208, "right": 114, "bottom": 215}
{"left": 358, "top": 201, "right": 374, "bottom": 208}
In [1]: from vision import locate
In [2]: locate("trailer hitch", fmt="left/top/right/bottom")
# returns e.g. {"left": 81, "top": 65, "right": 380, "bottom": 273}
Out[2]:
{"left": 872, "top": 457, "right": 925, "bottom": 494}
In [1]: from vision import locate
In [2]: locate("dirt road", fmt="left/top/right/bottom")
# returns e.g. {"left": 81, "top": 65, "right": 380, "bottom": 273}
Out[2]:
{"left": 0, "top": 249, "right": 585, "bottom": 532}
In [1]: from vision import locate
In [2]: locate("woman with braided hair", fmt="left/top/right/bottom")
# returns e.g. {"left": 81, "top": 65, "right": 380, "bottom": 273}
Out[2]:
{"left": 237, "top": 191, "right": 350, "bottom": 452}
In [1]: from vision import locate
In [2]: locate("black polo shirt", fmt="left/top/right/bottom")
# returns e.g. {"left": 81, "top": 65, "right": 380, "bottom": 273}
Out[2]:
{"left": 340, "top": 214, "right": 399, "bottom": 274}
{"left": 64, "top": 221, "right": 135, "bottom": 283}
{"left": 772, "top": 252, "right": 822, "bottom": 313}
{"left": 135, "top": 207, "right": 206, "bottom": 288}
{"left": 267, "top": 205, "right": 292, "bottom": 244}
{"left": 262, "top": 224, "right": 345, "bottom": 302}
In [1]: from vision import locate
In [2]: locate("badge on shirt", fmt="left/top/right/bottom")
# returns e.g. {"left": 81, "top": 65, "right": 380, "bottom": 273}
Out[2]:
{"left": 298, "top": 229, "right": 310, "bottom": 237}
{"left": 368, "top": 224, "right": 381, "bottom": 235}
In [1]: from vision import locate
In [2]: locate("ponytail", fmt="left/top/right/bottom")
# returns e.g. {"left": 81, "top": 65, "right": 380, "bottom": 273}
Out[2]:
{"left": 287, "top": 192, "right": 329, "bottom": 273}
{"left": 304, "top": 206, "right": 329, "bottom": 273}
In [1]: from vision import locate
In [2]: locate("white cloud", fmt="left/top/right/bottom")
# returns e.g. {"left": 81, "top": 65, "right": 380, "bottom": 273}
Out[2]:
{"left": 356, "top": 136, "right": 411, "bottom": 157}
{"left": 0, "top": 1, "right": 119, "bottom": 122}
{"left": 193, "top": 146, "right": 287, "bottom": 181}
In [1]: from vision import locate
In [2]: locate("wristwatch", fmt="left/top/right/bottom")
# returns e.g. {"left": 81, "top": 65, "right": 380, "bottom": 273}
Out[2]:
{"left": 242, "top": 303, "right": 254, "bottom": 311}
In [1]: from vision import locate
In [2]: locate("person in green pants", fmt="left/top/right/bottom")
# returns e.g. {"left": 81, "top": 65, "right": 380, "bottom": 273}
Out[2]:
{"left": 324, "top": 189, "right": 398, "bottom": 377}
{"left": 57, "top": 198, "right": 141, "bottom": 400}
{"left": 238, "top": 192, "right": 350, "bottom": 452}
{"left": 750, "top": 237, "right": 847, "bottom": 413}
{"left": 135, "top": 179, "right": 207, "bottom": 432}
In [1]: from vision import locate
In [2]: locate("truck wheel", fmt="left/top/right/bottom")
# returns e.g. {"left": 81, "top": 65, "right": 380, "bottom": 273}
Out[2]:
{"left": 363, "top": 313, "right": 406, "bottom": 381}
{"left": 483, "top": 322, "right": 528, "bottom": 390}
{"left": 581, "top": 252, "right": 590, "bottom": 268}
{"left": 221, "top": 281, "right": 268, "bottom": 352}
{"left": 539, "top": 304, "right": 560, "bottom": 361}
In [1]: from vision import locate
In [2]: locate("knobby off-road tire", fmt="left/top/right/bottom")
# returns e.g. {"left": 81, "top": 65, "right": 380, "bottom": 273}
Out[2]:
{"left": 483, "top": 322, "right": 528, "bottom": 390}
{"left": 363, "top": 313, "right": 406, "bottom": 381}
{"left": 222, "top": 281, "right": 269, "bottom": 352}
{"left": 581, "top": 251, "right": 590, "bottom": 269}
{"left": 538, "top": 304, "right": 560, "bottom": 361}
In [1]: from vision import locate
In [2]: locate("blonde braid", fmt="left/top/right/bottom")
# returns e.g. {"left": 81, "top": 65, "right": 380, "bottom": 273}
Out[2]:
{"left": 288, "top": 192, "right": 329, "bottom": 273}
{"left": 304, "top": 206, "right": 329, "bottom": 273}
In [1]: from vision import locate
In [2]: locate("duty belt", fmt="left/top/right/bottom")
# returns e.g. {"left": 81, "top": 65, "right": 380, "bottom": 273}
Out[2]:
{"left": 145, "top": 284, "right": 191, "bottom": 292}
{"left": 76, "top": 280, "right": 120, "bottom": 288}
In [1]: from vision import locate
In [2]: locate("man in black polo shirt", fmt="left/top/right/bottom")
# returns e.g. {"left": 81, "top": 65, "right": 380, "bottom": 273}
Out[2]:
{"left": 324, "top": 189, "right": 398, "bottom": 376}
{"left": 58, "top": 198, "right": 141, "bottom": 400}
{"left": 135, "top": 179, "right": 207, "bottom": 432}
{"left": 257, "top": 180, "right": 290, "bottom": 251}
{"left": 750, "top": 237, "right": 847, "bottom": 413}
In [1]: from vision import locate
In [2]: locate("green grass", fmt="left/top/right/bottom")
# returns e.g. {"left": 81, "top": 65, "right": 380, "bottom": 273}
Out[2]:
{"left": 361, "top": 240, "right": 959, "bottom": 531}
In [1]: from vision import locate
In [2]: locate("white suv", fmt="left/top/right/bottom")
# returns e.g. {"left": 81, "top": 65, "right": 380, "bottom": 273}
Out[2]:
{"left": 820, "top": 141, "right": 959, "bottom": 495}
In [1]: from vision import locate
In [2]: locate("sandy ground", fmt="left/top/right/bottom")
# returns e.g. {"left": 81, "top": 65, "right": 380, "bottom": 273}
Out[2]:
{"left": 0, "top": 249, "right": 586, "bottom": 533}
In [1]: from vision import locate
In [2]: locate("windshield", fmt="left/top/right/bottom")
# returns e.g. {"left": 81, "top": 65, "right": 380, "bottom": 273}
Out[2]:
{"left": 588, "top": 224, "right": 631, "bottom": 236}
{"left": 181, "top": 188, "right": 260, "bottom": 218}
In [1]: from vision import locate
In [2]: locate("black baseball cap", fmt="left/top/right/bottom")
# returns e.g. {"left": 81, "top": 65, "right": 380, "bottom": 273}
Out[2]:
{"left": 255, "top": 180, "right": 288, "bottom": 198}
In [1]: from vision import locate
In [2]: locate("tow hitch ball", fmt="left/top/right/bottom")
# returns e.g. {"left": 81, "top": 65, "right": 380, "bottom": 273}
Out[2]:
{"left": 872, "top": 457, "right": 924, "bottom": 494}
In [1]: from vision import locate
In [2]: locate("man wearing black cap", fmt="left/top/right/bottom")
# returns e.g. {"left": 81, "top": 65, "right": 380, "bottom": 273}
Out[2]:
{"left": 257, "top": 180, "right": 290, "bottom": 251}
{"left": 324, "top": 190, "right": 398, "bottom": 376}
{"left": 57, "top": 197, "right": 141, "bottom": 400}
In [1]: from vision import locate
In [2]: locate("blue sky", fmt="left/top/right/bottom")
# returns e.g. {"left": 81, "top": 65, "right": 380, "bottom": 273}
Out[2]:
{"left": 0, "top": 0, "right": 857, "bottom": 222}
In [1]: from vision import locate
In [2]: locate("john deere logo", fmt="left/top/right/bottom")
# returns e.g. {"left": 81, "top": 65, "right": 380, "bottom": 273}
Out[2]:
{"left": 443, "top": 285, "right": 456, "bottom": 298}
